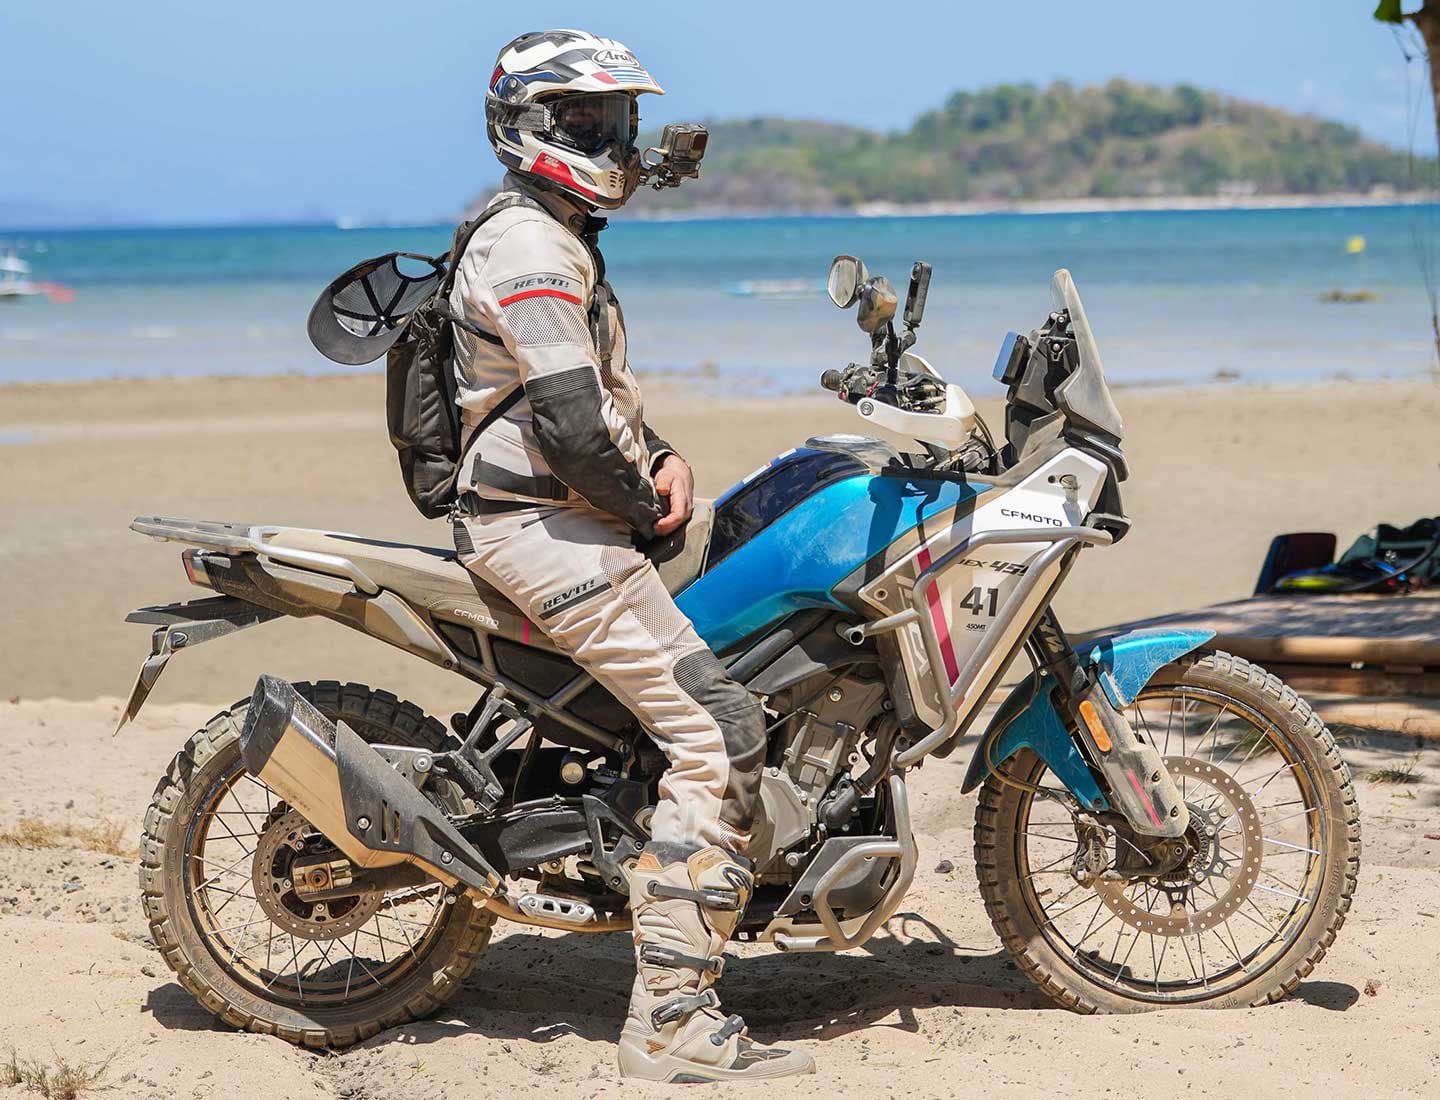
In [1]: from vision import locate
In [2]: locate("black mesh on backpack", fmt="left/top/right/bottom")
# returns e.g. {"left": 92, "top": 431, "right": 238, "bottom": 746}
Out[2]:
{"left": 308, "top": 252, "right": 446, "bottom": 367}
{"left": 383, "top": 301, "right": 467, "bottom": 518}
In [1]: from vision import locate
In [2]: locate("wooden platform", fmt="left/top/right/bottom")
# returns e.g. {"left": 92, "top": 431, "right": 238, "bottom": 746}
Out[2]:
{"left": 1092, "top": 591, "right": 1440, "bottom": 697}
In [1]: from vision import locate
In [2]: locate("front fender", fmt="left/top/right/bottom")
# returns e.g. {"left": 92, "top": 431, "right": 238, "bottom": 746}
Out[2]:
{"left": 959, "top": 627, "right": 1215, "bottom": 806}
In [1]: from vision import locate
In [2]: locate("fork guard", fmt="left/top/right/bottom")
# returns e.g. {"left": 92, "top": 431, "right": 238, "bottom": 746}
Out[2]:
{"left": 960, "top": 627, "right": 1215, "bottom": 807}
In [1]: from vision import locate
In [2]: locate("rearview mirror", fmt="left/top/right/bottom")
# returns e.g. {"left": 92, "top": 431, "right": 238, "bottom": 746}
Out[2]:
{"left": 826, "top": 255, "right": 868, "bottom": 308}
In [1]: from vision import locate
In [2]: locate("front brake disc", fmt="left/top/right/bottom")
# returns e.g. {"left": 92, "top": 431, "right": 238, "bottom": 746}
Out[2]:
{"left": 1092, "top": 756, "right": 1263, "bottom": 936}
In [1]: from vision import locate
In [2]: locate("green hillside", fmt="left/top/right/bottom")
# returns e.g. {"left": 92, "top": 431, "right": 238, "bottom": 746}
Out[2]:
{"left": 636, "top": 79, "right": 1427, "bottom": 210}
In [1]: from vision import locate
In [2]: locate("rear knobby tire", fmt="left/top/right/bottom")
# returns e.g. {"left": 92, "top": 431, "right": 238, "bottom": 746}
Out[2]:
{"left": 139, "top": 681, "right": 496, "bottom": 1048}
{"left": 974, "top": 651, "right": 1360, "bottom": 1012}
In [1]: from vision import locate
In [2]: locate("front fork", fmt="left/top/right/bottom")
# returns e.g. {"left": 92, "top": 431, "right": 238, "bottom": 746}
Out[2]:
{"left": 1028, "top": 609, "right": 1190, "bottom": 839}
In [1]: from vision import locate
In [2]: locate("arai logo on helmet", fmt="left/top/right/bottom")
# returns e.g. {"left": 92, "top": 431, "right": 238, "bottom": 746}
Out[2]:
{"left": 593, "top": 48, "right": 639, "bottom": 68}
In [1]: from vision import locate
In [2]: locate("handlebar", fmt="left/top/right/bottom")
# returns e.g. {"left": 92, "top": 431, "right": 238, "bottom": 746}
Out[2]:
{"left": 818, "top": 363, "right": 994, "bottom": 474}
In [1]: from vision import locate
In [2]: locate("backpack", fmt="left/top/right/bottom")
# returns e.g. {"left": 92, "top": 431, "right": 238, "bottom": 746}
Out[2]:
{"left": 307, "top": 193, "right": 541, "bottom": 518}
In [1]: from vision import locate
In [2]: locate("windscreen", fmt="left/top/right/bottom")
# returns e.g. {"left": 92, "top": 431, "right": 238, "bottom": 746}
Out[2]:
{"left": 1049, "top": 269, "right": 1124, "bottom": 441}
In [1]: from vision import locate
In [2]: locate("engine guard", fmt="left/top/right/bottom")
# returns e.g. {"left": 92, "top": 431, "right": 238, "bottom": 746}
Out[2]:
{"left": 959, "top": 627, "right": 1215, "bottom": 807}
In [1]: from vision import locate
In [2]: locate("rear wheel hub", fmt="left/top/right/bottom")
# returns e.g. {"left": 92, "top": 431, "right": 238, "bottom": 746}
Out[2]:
{"left": 251, "top": 808, "right": 382, "bottom": 941}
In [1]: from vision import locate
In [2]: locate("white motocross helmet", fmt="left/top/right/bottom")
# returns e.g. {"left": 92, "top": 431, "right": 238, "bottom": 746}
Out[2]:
{"left": 486, "top": 29, "right": 664, "bottom": 210}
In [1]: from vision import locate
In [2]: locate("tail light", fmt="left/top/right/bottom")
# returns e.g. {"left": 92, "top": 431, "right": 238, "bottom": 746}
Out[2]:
{"left": 181, "top": 549, "right": 213, "bottom": 589}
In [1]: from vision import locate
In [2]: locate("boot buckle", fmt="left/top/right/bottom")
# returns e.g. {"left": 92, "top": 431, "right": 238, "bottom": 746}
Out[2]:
{"left": 639, "top": 944, "right": 725, "bottom": 977}
{"left": 650, "top": 989, "right": 719, "bottom": 1029}
{"left": 709, "top": 1014, "right": 746, "bottom": 1047}
{"left": 647, "top": 881, "right": 742, "bottom": 910}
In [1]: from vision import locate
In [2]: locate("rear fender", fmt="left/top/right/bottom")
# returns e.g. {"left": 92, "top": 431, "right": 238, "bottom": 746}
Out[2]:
{"left": 959, "top": 627, "right": 1216, "bottom": 806}
{"left": 114, "top": 595, "right": 281, "bottom": 734}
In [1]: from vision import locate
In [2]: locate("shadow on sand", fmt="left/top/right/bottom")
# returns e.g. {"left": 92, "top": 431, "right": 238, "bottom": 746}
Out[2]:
{"left": 143, "top": 912, "right": 1044, "bottom": 1047}
{"left": 143, "top": 910, "right": 1363, "bottom": 1048}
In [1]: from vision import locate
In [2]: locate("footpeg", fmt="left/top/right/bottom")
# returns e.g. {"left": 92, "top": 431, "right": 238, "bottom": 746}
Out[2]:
{"left": 516, "top": 892, "right": 596, "bottom": 925}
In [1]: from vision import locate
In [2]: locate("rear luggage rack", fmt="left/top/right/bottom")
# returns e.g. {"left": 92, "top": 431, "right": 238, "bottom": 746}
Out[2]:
{"left": 131, "top": 516, "right": 381, "bottom": 595}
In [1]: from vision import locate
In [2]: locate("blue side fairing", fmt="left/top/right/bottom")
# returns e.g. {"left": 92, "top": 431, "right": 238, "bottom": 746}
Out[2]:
{"left": 677, "top": 474, "right": 986, "bottom": 654}
{"left": 959, "top": 626, "right": 1216, "bottom": 800}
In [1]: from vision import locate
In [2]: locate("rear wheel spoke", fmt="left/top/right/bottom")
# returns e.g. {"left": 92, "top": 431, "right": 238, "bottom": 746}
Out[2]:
{"left": 187, "top": 757, "right": 450, "bottom": 1007}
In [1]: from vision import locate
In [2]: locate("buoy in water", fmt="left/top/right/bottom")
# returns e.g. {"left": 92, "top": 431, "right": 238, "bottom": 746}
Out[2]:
{"left": 1346, "top": 234, "right": 1366, "bottom": 254}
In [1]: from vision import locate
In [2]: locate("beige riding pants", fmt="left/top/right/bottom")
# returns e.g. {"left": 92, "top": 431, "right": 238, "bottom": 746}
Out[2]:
{"left": 453, "top": 503, "right": 764, "bottom": 854}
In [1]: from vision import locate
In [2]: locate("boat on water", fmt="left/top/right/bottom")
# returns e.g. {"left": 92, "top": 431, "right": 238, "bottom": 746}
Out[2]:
{"left": 0, "top": 249, "right": 40, "bottom": 300}
{"left": 728, "top": 278, "right": 822, "bottom": 300}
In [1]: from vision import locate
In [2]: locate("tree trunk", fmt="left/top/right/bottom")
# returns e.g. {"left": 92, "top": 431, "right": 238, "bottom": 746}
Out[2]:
{"left": 1407, "top": 2, "right": 1440, "bottom": 360}
{"left": 1412, "top": 2, "right": 1440, "bottom": 158}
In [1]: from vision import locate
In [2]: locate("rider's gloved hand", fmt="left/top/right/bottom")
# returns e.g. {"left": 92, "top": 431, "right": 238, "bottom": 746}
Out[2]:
{"left": 653, "top": 455, "right": 694, "bottom": 536}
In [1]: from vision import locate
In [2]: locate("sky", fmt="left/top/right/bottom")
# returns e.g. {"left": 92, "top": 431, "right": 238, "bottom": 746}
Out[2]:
{"left": 1, "top": 0, "right": 1433, "bottom": 226}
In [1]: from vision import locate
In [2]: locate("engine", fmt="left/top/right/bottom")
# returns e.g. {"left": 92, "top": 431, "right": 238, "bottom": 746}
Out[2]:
{"left": 749, "top": 668, "right": 889, "bottom": 880}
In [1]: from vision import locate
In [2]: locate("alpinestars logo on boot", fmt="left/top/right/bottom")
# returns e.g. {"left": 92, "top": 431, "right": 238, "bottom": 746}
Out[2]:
{"left": 538, "top": 575, "right": 611, "bottom": 620}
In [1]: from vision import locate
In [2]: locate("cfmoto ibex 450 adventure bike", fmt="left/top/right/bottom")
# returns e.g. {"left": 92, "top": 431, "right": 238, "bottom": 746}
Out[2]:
{"left": 121, "top": 259, "right": 1359, "bottom": 1045}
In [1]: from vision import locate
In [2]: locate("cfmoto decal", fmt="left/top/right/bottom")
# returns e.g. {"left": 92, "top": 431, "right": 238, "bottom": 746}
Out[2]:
{"left": 1000, "top": 508, "right": 1063, "bottom": 527}
{"left": 451, "top": 607, "right": 500, "bottom": 629}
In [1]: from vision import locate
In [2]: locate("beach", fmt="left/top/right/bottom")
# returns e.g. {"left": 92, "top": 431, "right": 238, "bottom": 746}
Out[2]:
{"left": 1, "top": 371, "right": 1439, "bottom": 1097}
{"left": 3, "top": 372, "right": 1437, "bottom": 708}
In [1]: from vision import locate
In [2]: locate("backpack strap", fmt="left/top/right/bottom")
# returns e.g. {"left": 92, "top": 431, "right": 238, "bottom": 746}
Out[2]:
{"left": 432, "top": 299, "right": 504, "bottom": 345}
{"left": 455, "top": 383, "right": 526, "bottom": 492}
{"left": 579, "top": 216, "right": 616, "bottom": 372}
{"left": 436, "top": 191, "right": 548, "bottom": 346}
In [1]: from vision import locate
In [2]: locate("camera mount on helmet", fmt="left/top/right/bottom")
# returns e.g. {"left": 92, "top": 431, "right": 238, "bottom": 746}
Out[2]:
{"left": 638, "top": 123, "right": 709, "bottom": 190}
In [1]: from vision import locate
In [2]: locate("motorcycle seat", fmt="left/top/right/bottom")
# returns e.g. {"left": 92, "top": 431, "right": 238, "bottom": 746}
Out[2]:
{"left": 263, "top": 499, "right": 713, "bottom": 612}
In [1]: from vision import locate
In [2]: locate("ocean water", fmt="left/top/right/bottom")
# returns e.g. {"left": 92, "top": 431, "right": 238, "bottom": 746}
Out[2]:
{"left": 2, "top": 205, "right": 1438, "bottom": 394}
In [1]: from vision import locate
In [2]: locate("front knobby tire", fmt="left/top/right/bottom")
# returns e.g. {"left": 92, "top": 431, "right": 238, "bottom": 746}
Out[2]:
{"left": 140, "top": 681, "right": 496, "bottom": 1048}
{"left": 975, "top": 651, "right": 1360, "bottom": 1012}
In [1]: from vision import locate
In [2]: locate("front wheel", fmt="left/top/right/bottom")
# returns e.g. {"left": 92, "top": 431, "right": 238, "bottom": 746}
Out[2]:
{"left": 975, "top": 651, "right": 1360, "bottom": 1012}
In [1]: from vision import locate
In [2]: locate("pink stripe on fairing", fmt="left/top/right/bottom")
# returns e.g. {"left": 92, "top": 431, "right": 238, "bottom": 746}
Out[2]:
{"left": 1125, "top": 769, "right": 1163, "bottom": 829}
{"left": 915, "top": 544, "right": 960, "bottom": 684}
{"left": 522, "top": 619, "right": 531, "bottom": 645}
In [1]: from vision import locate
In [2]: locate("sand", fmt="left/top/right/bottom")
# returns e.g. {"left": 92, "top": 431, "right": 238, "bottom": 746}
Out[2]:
{"left": 0, "top": 699, "right": 1436, "bottom": 1099}
{"left": 1, "top": 373, "right": 1439, "bottom": 1097}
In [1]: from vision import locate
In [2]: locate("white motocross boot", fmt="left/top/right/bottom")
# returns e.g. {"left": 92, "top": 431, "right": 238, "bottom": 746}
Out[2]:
{"left": 616, "top": 843, "right": 816, "bottom": 1083}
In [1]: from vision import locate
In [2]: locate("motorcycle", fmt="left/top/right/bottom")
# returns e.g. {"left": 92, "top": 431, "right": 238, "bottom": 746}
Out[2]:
{"left": 121, "top": 257, "right": 1359, "bottom": 1046}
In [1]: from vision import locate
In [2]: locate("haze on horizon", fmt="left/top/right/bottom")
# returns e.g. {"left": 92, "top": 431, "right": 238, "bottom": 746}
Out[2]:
{"left": 1, "top": 0, "right": 1431, "bottom": 227}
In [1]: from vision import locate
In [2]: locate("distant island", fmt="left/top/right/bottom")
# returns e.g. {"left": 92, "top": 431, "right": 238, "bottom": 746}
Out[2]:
{"left": 512, "top": 79, "right": 1432, "bottom": 217}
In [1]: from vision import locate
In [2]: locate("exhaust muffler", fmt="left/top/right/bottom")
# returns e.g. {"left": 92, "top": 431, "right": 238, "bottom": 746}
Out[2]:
{"left": 238, "top": 675, "right": 502, "bottom": 898}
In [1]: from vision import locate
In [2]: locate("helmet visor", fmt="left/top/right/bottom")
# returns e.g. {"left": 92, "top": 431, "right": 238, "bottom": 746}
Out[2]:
{"left": 550, "top": 93, "right": 638, "bottom": 155}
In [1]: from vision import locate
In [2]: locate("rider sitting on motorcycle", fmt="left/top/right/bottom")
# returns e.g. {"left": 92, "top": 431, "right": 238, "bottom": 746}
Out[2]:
{"left": 448, "top": 28, "right": 814, "bottom": 1082}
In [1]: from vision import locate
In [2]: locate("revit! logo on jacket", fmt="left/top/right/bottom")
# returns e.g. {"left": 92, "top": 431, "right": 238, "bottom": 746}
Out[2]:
{"left": 494, "top": 272, "right": 583, "bottom": 308}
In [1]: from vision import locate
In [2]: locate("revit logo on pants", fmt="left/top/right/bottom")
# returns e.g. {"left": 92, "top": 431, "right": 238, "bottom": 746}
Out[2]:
{"left": 539, "top": 575, "right": 611, "bottom": 620}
